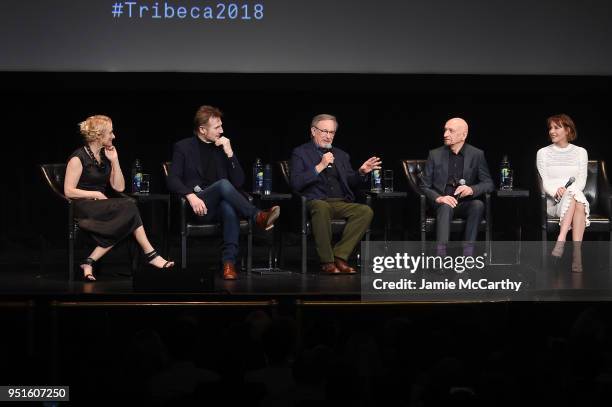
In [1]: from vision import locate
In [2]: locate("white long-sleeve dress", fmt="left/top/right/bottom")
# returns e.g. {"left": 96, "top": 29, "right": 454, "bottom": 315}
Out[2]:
{"left": 536, "top": 143, "right": 590, "bottom": 227}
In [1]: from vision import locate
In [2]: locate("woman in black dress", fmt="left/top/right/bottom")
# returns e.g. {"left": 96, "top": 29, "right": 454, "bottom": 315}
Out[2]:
{"left": 64, "top": 115, "right": 174, "bottom": 280}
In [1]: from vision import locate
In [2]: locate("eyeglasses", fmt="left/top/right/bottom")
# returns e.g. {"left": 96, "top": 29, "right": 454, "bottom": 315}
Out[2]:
{"left": 314, "top": 126, "right": 336, "bottom": 136}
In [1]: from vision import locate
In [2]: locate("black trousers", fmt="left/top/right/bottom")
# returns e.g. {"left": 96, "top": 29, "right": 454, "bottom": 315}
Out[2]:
{"left": 435, "top": 199, "right": 485, "bottom": 243}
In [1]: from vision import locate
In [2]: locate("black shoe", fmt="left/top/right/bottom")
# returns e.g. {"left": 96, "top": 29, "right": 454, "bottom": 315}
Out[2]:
{"left": 144, "top": 250, "right": 174, "bottom": 269}
{"left": 80, "top": 257, "right": 97, "bottom": 282}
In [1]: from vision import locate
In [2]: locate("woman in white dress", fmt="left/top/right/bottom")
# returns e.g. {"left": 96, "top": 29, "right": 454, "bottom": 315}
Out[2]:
{"left": 536, "top": 114, "right": 589, "bottom": 271}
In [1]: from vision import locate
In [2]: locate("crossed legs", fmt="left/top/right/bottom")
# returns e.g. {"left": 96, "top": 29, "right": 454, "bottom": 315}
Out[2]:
{"left": 552, "top": 198, "right": 586, "bottom": 272}
{"left": 81, "top": 225, "right": 174, "bottom": 280}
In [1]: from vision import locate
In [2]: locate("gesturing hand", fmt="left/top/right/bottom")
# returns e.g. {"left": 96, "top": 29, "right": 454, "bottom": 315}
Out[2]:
{"left": 359, "top": 156, "right": 382, "bottom": 175}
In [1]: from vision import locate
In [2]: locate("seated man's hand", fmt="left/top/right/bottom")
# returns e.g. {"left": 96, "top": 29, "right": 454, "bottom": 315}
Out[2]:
{"left": 435, "top": 195, "right": 458, "bottom": 208}
{"left": 316, "top": 152, "right": 335, "bottom": 173}
{"left": 187, "top": 193, "right": 208, "bottom": 216}
{"left": 215, "top": 136, "right": 234, "bottom": 157}
{"left": 454, "top": 185, "right": 473, "bottom": 198}
{"left": 358, "top": 156, "right": 382, "bottom": 175}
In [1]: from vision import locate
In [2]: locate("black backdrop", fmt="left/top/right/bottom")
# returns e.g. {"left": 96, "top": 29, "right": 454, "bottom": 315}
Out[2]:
{"left": 2, "top": 72, "right": 612, "bottom": 263}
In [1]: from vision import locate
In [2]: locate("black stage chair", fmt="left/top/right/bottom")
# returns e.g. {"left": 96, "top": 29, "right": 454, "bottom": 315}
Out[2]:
{"left": 401, "top": 159, "right": 491, "bottom": 247}
{"left": 162, "top": 162, "right": 252, "bottom": 271}
{"left": 40, "top": 163, "right": 137, "bottom": 281}
{"left": 538, "top": 160, "right": 612, "bottom": 241}
{"left": 278, "top": 160, "right": 371, "bottom": 274}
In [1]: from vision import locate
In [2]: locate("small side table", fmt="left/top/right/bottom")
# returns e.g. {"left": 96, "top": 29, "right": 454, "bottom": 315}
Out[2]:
{"left": 365, "top": 191, "right": 408, "bottom": 242}
{"left": 251, "top": 192, "right": 293, "bottom": 274}
{"left": 490, "top": 189, "right": 530, "bottom": 265}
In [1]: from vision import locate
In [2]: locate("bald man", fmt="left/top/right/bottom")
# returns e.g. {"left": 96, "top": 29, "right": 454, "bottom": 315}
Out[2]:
{"left": 421, "top": 118, "right": 494, "bottom": 255}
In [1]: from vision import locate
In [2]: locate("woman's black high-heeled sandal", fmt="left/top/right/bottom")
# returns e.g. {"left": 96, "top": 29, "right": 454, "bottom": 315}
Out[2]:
{"left": 144, "top": 250, "right": 174, "bottom": 269}
{"left": 80, "top": 257, "right": 97, "bottom": 281}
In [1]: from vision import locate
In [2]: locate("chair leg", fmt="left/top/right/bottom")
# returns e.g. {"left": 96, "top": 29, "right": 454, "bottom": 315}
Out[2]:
{"left": 181, "top": 234, "right": 187, "bottom": 270}
{"left": 421, "top": 228, "right": 426, "bottom": 253}
{"left": 609, "top": 231, "right": 612, "bottom": 274}
{"left": 363, "top": 229, "right": 371, "bottom": 270}
{"left": 541, "top": 228, "right": 548, "bottom": 270}
{"left": 40, "top": 235, "right": 46, "bottom": 274}
{"left": 129, "top": 238, "right": 139, "bottom": 272}
{"left": 247, "top": 228, "right": 253, "bottom": 273}
{"left": 301, "top": 233, "right": 307, "bottom": 274}
{"left": 485, "top": 222, "right": 491, "bottom": 264}
{"left": 68, "top": 237, "right": 74, "bottom": 282}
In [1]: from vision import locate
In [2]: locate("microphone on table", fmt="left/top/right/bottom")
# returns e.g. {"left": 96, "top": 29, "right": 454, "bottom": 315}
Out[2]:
{"left": 454, "top": 179, "right": 466, "bottom": 198}
{"left": 555, "top": 176, "right": 575, "bottom": 203}
{"left": 322, "top": 143, "right": 333, "bottom": 168}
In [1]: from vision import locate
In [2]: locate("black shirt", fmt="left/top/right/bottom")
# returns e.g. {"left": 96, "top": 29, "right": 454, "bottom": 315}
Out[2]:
{"left": 69, "top": 147, "right": 111, "bottom": 193}
{"left": 317, "top": 146, "right": 346, "bottom": 199}
{"left": 322, "top": 163, "right": 345, "bottom": 199}
{"left": 197, "top": 138, "right": 219, "bottom": 187}
{"left": 444, "top": 146, "right": 465, "bottom": 196}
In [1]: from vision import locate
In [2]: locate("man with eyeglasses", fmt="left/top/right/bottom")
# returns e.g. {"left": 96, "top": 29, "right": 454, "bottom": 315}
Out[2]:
{"left": 421, "top": 117, "right": 494, "bottom": 256}
{"left": 290, "top": 114, "right": 381, "bottom": 274}
{"left": 167, "top": 105, "right": 280, "bottom": 280}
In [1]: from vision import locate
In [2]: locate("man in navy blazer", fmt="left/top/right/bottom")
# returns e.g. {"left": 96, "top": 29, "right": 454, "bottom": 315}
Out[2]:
{"left": 167, "top": 105, "right": 280, "bottom": 280}
{"left": 290, "top": 114, "right": 380, "bottom": 274}
{"left": 421, "top": 117, "right": 494, "bottom": 255}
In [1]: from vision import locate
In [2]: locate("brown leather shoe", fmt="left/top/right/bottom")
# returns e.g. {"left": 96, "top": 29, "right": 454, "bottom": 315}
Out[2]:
{"left": 222, "top": 262, "right": 238, "bottom": 280}
{"left": 321, "top": 262, "right": 341, "bottom": 274}
{"left": 334, "top": 257, "right": 357, "bottom": 274}
{"left": 255, "top": 206, "right": 280, "bottom": 231}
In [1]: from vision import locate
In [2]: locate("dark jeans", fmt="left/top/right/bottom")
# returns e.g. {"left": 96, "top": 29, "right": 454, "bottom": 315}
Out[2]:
{"left": 191, "top": 179, "right": 259, "bottom": 263}
{"left": 435, "top": 199, "right": 485, "bottom": 243}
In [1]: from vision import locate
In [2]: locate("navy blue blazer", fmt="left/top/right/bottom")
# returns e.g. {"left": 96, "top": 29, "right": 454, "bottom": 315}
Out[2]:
{"left": 420, "top": 143, "right": 494, "bottom": 203}
{"left": 290, "top": 141, "right": 367, "bottom": 202}
{"left": 166, "top": 136, "right": 245, "bottom": 196}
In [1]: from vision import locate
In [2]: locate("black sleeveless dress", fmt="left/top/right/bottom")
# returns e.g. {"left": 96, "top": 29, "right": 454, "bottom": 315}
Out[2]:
{"left": 68, "top": 147, "right": 143, "bottom": 248}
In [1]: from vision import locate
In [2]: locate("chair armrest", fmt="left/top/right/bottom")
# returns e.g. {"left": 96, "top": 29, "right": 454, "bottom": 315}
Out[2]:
{"left": 597, "top": 175, "right": 612, "bottom": 219}
{"left": 116, "top": 192, "right": 137, "bottom": 203}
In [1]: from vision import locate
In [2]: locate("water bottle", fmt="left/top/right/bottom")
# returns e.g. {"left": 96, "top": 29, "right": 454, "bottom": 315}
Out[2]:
{"left": 500, "top": 155, "right": 513, "bottom": 190}
{"left": 252, "top": 158, "right": 263, "bottom": 194}
{"left": 131, "top": 159, "right": 143, "bottom": 193}
{"left": 263, "top": 163, "right": 272, "bottom": 195}
{"left": 371, "top": 168, "right": 382, "bottom": 192}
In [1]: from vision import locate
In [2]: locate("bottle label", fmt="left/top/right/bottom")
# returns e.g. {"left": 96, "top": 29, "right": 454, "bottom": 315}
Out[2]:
{"left": 133, "top": 172, "right": 142, "bottom": 192}
{"left": 371, "top": 169, "right": 382, "bottom": 191}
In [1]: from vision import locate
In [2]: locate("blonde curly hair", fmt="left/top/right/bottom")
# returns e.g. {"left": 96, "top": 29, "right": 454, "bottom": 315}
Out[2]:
{"left": 78, "top": 115, "right": 112, "bottom": 143}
